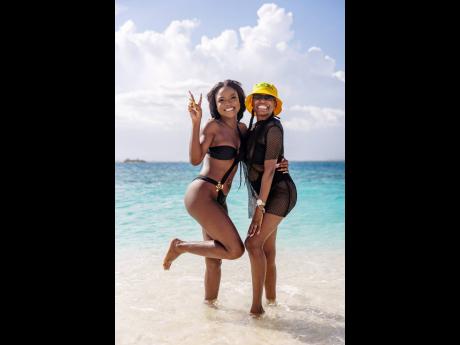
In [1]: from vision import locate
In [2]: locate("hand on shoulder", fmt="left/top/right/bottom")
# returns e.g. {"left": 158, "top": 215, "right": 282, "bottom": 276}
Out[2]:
{"left": 238, "top": 122, "right": 248, "bottom": 135}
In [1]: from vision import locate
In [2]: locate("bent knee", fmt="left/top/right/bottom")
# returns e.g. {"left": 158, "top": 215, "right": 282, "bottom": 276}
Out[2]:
{"left": 205, "top": 258, "right": 222, "bottom": 270}
{"left": 244, "top": 238, "right": 263, "bottom": 252}
{"left": 227, "top": 244, "right": 245, "bottom": 260}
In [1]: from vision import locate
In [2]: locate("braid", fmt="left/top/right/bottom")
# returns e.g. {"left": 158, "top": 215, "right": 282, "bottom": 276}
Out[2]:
{"left": 236, "top": 116, "right": 243, "bottom": 190}
{"left": 248, "top": 111, "right": 255, "bottom": 131}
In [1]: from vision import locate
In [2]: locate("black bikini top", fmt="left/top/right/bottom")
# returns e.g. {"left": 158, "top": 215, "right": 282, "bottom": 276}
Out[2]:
{"left": 207, "top": 124, "right": 246, "bottom": 193}
{"left": 207, "top": 124, "right": 244, "bottom": 160}
{"left": 208, "top": 146, "right": 237, "bottom": 160}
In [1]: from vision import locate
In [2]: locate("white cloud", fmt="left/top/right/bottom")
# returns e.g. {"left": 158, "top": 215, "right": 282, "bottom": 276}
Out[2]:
{"left": 334, "top": 70, "right": 345, "bottom": 82}
{"left": 283, "top": 105, "right": 345, "bottom": 132}
{"left": 115, "top": 79, "right": 212, "bottom": 129}
{"left": 239, "top": 4, "right": 294, "bottom": 50}
{"left": 115, "top": 3, "right": 344, "bottom": 161}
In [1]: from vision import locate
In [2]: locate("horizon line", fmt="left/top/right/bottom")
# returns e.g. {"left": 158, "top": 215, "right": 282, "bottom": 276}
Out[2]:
{"left": 115, "top": 159, "right": 345, "bottom": 163}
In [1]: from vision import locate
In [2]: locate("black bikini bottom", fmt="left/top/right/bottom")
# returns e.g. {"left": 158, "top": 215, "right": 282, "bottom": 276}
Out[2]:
{"left": 193, "top": 175, "right": 228, "bottom": 212}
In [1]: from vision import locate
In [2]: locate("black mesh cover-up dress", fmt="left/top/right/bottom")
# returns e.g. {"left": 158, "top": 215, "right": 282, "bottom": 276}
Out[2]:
{"left": 244, "top": 116, "right": 297, "bottom": 218}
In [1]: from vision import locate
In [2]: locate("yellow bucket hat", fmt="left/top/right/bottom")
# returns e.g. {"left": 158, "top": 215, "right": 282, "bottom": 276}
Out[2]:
{"left": 245, "top": 82, "right": 283, "bottom": 116}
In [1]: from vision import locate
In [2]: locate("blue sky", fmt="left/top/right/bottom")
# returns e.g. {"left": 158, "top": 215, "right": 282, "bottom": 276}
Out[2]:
{"left": 116, "top": 0, "right": 344, "bottom": 70}
{"left": 115, "top": 1, "right": 345, "bottom": 161}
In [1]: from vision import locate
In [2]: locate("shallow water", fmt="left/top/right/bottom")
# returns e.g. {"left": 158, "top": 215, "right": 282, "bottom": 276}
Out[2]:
{"left": 116, "top": 246, "right": 344, "bottom": 345}
{"left": 115, "top": 162, "right": 345, "bottom": 344}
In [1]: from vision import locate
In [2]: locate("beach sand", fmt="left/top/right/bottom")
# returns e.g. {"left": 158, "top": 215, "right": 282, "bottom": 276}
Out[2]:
{"left": 116, "top": 246, "right": 344, "bottom": 345}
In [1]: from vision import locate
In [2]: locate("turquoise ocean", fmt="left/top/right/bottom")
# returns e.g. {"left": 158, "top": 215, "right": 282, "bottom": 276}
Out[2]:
{"left": 116, "top": 161, "right": 345, "bottom": 345}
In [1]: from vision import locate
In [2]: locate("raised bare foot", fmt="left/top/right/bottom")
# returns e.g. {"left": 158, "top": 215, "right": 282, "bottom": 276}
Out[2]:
{"left": 163, "top": 238, "right": 183, "bottom": 270}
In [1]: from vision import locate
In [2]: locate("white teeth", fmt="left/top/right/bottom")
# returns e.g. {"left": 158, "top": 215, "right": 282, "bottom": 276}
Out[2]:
{"left": 225, "top": 108, "right": 234, "bottom": 111}
{"left": 257, "top": 105, "right": 268, "bottom": 110}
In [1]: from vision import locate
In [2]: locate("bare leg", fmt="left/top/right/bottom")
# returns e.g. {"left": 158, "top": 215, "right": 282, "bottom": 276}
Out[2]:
{"left": 202, "top": 228, "right": 221, "bottom": 302}
{"left": 245, "top": 214, "right": 283, "bottom": 316}
{"left": 263, "top": 228, "right": 277, "bottom": 304}
{"left": 163, "top": 182, "right": 244, "bottom": 270}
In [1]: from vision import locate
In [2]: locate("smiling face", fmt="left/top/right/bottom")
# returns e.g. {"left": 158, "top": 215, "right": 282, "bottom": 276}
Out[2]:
{"left": 215, "top": 86, "right": 241, "bottom": 120}
{"left": 252, "top": 93, "right": 277, "bottom": 119}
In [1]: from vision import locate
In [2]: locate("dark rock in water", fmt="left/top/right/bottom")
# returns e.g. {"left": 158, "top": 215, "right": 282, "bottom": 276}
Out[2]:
{"left": 123, "top": 159, "right": 147, "bottom": 163}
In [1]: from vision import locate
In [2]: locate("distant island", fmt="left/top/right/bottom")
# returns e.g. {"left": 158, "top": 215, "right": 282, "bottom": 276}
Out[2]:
{"left": 123, "top": 159, "right": 147, "bottom": 163}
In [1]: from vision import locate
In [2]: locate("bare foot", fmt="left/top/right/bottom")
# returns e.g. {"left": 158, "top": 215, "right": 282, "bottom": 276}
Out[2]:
{"left": 249, "top": 306, "right": 265, "bottom": 317}
{"left": 163, "top": 238, "right": 183, "bottom": 270}
{"left": 267, "top": 299, "right": 277, "bottom": 306}
{"left": 204, "top": 299, "right": 219, "bottom": 308}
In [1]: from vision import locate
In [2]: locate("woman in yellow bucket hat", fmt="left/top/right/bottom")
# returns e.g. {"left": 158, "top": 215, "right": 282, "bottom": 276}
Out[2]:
{"left": 245, "top": 82, "right": 283, "bottom": 117}
{"left": 243, "top": 82, "right": 297, "bottom": 316}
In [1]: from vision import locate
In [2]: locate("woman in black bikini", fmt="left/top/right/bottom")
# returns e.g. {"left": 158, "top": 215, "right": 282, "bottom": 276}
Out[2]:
{"left": 162, "top": 80, "right": 288, "bottom": 305}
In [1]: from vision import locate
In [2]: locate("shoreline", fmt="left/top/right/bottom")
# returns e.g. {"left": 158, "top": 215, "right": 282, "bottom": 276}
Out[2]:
{"left": 116, "top": 243, "right": 344, "bottom": 345}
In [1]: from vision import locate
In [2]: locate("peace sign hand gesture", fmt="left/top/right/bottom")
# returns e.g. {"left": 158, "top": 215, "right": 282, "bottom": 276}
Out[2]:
{"left": 188, "top": 91, "right": 203, "bottom": 125}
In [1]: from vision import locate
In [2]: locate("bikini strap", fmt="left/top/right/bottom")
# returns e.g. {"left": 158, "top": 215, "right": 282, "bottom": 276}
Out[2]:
{"left": 215, "top": 123, "right": 243, "bottom": 191}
